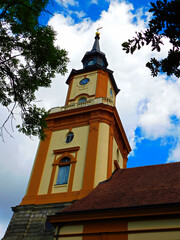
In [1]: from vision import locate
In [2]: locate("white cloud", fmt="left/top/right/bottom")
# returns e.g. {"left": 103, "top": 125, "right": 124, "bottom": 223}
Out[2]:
{"left": 55, "top": 0, "right": 79, "bottom": 8}
{"left": 139, "top": 78, "right": 180, "bottom": 138}
{"left": 1, "top": 0, "right": 180, "bottom": 238}
{"left": 41, "top": 0, "right": 180, "bottom": 160}
{"left": 90, "top": 0, "right": 98, "bottom": 4}
{"left": 74, "top": 10, "right": 86, "bottom": 18}
{"left": 168, "top": 141, "right": 180, "bottom": 162}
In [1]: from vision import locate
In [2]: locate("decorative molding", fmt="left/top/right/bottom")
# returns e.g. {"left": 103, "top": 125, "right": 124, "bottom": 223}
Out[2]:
{"left": 69, "top": 93, "right": 95, "bottom": 102}
{"left": 54, "top": 227, "right": 180, "bottom": 238}
{"left": 47, "top": 104, "right": 131, "bottom": 156}
{"left": 48, "top": 205, "right": 180, "bottom": 223}
{"left": 52, "top": 160, "right": 76, "bottom": 166}
{"left": 53, "top": 146, "right": 80, "bottom": 155}
{"left": 89, "top": 123, "right": 98, "bottom": 132}
{"left": 68, "top": 127, "right": 72, "bottom": 132}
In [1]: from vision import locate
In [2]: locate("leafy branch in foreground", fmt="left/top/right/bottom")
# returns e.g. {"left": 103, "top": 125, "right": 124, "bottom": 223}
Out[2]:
{"left": 122, "top": 0, "right": 180, "bottom": 78}
{"left": 0, "top": 0, "right": 69, "bottom": 140}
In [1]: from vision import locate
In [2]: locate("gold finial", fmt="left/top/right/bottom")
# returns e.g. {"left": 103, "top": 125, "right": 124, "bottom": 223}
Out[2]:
{"left": 96, "top": 26, "right": 102, "bottom": 36}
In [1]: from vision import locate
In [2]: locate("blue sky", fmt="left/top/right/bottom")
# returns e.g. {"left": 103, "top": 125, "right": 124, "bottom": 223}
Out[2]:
{"left": 41, "top": 0, "right": 155, "bottom": 24}
{"left": 1, "top": 0, "right": 179, "bottom": 238}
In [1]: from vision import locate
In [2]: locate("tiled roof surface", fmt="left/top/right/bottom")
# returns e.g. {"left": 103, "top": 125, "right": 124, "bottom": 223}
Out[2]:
{"left": 63, "top": 162, "right": 180, "bottom": 213}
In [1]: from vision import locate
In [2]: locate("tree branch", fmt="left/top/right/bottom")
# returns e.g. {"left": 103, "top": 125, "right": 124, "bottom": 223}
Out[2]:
{"left": 0, "top": 54, "right": 21, "bottom": 65}
{"left": 0, "top": 102, "right": 17, "bottom": 141}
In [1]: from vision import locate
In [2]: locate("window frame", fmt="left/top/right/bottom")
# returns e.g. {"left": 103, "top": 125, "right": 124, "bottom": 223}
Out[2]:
{"left": 79, "top": 77, "right": 90, "bottom": 85}
{"left": 56, "top": 157, "right": 71, "bottom": 185}
{"left": 52, "top": 154, "right": 77, "bottom": 187}
{"left": 50, "top": 147, "right": 80, "bottom": 193}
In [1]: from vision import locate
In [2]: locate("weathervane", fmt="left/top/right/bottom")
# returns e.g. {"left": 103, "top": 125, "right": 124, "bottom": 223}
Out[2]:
{"left": 96, "top": 25, "right": 103, "bottom": 36}
{"left": 97, "top": 26, "right": 103, "bottom": 32}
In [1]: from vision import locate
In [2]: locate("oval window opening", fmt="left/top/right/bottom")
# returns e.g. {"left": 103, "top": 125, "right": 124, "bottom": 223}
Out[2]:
{"left": 65, "top": 132, "right": 74, "bottom": 143}
{"left": 79, "top": 78, "right": 90, "bottom": 85}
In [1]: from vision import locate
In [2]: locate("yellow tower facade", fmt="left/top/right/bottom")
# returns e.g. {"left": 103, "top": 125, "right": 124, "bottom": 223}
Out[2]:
{"left": 3, "top": 33, "right": 131, "bottom": 240}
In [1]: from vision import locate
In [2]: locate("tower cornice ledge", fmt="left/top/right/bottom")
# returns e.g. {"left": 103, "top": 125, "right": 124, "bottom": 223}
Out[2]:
{"left": 46, "top": 103, "right": 131, "bottom": 155}
{"left": 50, "top": 97, "right": 114, "bottom": 113}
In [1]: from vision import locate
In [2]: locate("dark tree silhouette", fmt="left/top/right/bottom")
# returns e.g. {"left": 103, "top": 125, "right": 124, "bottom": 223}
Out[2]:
{"left": 0, "top": 0, "right": 69, "bottom": 140}
{"left": 122, "top": 0, "right": 180, "bottom": 78}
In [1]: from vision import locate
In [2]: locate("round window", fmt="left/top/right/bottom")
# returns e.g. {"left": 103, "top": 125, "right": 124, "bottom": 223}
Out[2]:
{"left": 79, "top": 78, "right": 90, "bottom": 85}
{"left": 65, "top": 132, "right": 74, "bottom": 143}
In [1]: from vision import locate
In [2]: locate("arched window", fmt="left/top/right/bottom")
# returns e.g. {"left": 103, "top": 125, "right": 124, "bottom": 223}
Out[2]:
{"left": 78, "top": 97, "right": 87, "bottom": 103}
{"left": 65, "top": 132, "right": 74, "bottom": 143}
{"left": 56, "top": 157, "right": 71, "bottom": 185}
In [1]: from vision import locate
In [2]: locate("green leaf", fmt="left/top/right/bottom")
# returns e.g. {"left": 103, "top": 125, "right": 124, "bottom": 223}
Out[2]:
{"left": 0, "top": 0, "right": 69, "bottom": 140}
{"left": 122, "top": 0, "right": 180, "bottom": 78}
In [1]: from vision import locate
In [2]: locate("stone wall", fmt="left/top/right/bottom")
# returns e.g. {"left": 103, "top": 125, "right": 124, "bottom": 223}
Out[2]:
{"left": 2, "top": 202, "right": 72, "bottom": 240}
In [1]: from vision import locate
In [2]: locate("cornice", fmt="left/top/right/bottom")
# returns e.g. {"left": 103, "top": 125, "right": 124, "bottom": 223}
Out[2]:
{"left": 46, "top": 103, "right": 131, "bottom": 155}
{"left": 48, "top": 203, "right": 180, "bottom": 224}
{"left": 53, "top": 146, "right": 80, "bottom": 155}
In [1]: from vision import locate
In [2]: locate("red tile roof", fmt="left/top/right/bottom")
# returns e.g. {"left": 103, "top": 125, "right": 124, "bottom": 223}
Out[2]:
{"left": 63, "top": 162, "right": 180, "bottom": 213}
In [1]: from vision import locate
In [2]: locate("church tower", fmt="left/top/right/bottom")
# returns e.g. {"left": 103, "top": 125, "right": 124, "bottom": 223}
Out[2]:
{"left": 3, "top": 32, "right": 131, "bottom": 240}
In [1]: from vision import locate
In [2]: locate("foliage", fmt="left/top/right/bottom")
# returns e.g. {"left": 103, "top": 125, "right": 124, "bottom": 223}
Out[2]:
{"left": 122, "top": 0, "right": 180, "bottom": 78}
{"left": 0, "top": 0, "right": 69, "bottom": 140}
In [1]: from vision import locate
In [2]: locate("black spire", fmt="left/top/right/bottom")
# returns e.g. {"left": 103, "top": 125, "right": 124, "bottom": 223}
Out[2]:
{"left": 81, "top": 32, "right": 108, "bottom": 69}
{"left": 91, "top": 33, "right": 100, "bottom": 52}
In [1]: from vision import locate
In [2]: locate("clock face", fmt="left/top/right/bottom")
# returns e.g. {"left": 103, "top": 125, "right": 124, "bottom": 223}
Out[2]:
{"left": 79, "top": 78, "right": 90, "bottom": 85}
